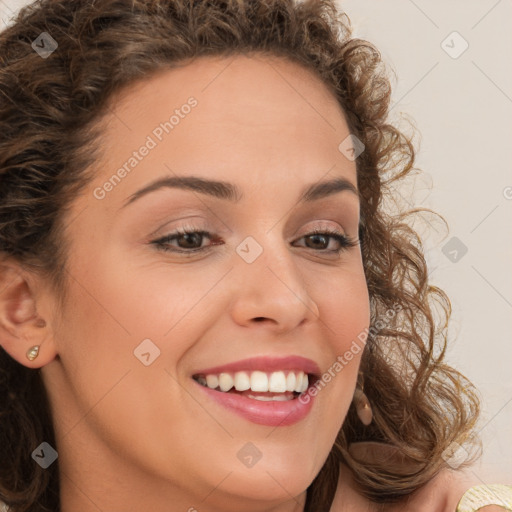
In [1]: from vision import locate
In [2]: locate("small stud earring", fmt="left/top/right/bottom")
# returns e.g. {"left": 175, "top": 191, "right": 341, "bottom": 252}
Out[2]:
{"left": 353, "top": 385, "right": 373, "bottom": 426}
{"left": 26, "top": 345, "right": 40, "bottom": 361}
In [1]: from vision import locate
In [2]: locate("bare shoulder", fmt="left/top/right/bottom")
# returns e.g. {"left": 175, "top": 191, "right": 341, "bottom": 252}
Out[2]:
{"left": 330, "top": 462, "right": 499, "bottom": 512}
{"left": 395, "top": 468, "right": 475, "bottom": 512}
{"left": 397, "top": 469, "right": 512, "bottom": 512}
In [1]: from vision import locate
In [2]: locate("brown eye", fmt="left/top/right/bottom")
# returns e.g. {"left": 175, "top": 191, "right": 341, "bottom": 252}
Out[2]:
{"left": 152, "top": 229, "right": 214, "bottom": 253}
{"left": 174, "top": 232, "right": 205, "bottom": 249}
{"left": 296, "top": 229, "right": 359, "bottom": 253}
{"left": 304, "top": 233, "right": 330, "bottom": 250}
{"left": 150, "top": 227, "right": 358, "bottom": 256}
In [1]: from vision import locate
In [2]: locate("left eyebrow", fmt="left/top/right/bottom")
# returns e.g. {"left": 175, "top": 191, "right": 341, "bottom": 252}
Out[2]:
{"left": 120, "top": 174, "right": 359, "bottom": 209}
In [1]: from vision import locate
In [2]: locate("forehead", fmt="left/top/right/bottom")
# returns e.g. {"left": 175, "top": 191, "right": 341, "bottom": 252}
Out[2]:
{"left": 82, "top": 54, "right": 357, "bottom": 213}
{"left": 110, "top": 53, "right": 346, "bottom": 128}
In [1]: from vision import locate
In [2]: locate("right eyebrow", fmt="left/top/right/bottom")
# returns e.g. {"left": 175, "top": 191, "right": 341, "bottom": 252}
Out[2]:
{"left": 120, "top": 174, "right": 359, "bottom": 210}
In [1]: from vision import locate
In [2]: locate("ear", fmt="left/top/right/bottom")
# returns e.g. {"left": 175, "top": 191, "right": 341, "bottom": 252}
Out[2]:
{"left": 0, "top": 259, "right": 58, "bottom": 368}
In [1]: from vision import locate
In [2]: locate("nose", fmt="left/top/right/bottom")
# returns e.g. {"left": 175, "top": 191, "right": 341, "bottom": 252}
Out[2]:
{"left": 228, "top": 235, "right": 320, "bottom": 334}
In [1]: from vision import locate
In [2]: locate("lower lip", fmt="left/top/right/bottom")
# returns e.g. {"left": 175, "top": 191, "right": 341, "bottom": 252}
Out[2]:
{"left": 193, "top": 381, "right": 315, "bottom": 427}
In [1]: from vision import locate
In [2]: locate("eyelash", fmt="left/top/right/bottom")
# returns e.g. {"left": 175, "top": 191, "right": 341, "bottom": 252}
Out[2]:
{"left": 150, "top": 226, "right": 359, "bottom": 256}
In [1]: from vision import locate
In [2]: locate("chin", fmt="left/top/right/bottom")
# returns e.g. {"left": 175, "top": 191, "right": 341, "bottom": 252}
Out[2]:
{"left": 226, "top": 461, "right": 315, "bottom": 500}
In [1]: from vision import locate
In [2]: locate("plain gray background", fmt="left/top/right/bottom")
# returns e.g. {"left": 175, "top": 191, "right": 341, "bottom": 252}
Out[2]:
{"left": 1, "top": 0, "right": 510, "bottom": 485}
{"left": 339, "top": 0, "right": 512, "bottom": 482}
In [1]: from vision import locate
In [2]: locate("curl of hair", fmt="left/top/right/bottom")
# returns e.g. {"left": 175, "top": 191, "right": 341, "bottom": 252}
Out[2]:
{"left": 0, "top": 1, "right": 480, "bottom": 510}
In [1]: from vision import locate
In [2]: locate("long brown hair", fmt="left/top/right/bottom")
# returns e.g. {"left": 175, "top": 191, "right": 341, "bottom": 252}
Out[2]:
{"left": 0, "top": 1, "right": 480, "bottom": 510}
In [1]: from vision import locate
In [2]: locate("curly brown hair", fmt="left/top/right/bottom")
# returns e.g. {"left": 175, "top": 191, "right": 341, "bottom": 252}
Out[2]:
{"left": 0, "top": 0, "right": 480, "bottom": 511}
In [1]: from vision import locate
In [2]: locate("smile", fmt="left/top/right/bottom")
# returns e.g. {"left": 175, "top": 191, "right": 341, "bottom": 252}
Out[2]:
{"left": 191, "top": 356, "right": 320, "bottom": 426}
{"left": 193, "top": 369, "right": 310, "bottom": 398}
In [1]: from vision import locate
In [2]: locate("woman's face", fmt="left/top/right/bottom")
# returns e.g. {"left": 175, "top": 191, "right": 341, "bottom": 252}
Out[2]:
{"left": 41, "top": 55, "right": 370, "bottom": 510}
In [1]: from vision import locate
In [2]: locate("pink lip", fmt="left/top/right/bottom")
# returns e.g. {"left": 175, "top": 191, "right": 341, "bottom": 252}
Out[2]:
{"left": 193, "top": 380, "right": 315, "bottom": 427}
{"left": 191, "top": 355, "right": 321, "bottom": 377}
{"left": 191, "top": 355, "right": 320, "bottom": 427}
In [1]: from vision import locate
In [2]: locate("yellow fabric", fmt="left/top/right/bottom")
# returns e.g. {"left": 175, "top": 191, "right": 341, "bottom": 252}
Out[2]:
{"left": 456, "top": 484, "right": 512, "bottom": 512}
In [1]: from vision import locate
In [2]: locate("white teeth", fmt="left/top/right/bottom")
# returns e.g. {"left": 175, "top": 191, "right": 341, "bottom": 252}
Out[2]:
{"left": 233, "top": 371, "right": 251, "bottom": 391}
{"left": 293, "top": 372, "right": 309, "bottom": 393}
{"left": 206, "top": 374, "right": 219, "bottom": 389}
{"left": 286, "top": 372, "right": 296, "bottom": 392}
{"left": 198, "top": 370, "right": 311, "bottom": 394}
{"left": 271, "top": 394, "right": 292, "bottom": 401}
{"left": 250, "top": 371, "right": 269, "bottom": 392}
{"left": 300, "top": 373, "right": 309, "bottom": 392}
{"left": 294, "top": 372, "right": 303, "bottom": 393}
{"left": 218, "top": 373, "right": 234, "bottom": 392}
{"left": 247, "top": 394, "right": 293, "bottom": 401}
{"left": 268, "top": 371, "right": 287, "bottom": 392}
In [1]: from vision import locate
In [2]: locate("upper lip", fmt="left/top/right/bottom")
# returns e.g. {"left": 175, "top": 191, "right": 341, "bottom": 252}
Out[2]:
{"left": 191, "top": 355, "right": 322, "bottom": 378}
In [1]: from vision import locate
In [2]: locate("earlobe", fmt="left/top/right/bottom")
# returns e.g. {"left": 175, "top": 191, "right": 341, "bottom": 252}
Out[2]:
{"left": 0, "top": 262, "right": 57, "bottom": 368}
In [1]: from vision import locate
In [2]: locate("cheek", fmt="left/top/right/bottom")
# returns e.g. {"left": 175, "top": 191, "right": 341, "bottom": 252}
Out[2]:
{"left": 309, "top": 268, "right": 370, "bottom": 412}
{"left": 64, "top": 248, "right": 211, "bottom": 345}
{"left": 316, "top": 268, "right": 370, "bottom": 351}
{"left": 51, "top": 257, "right": 214, "bottom": 474}
{"left": 100, "top": 251, "right": 229, "bottom": 338}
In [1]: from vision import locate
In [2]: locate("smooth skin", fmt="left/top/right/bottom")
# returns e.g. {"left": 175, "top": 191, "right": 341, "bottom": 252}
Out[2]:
{"left": 0, "top": 55, "right": 500, "bottom": 511}
{"left": 0, "top": 55, "right": 369, "bottom": 511}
